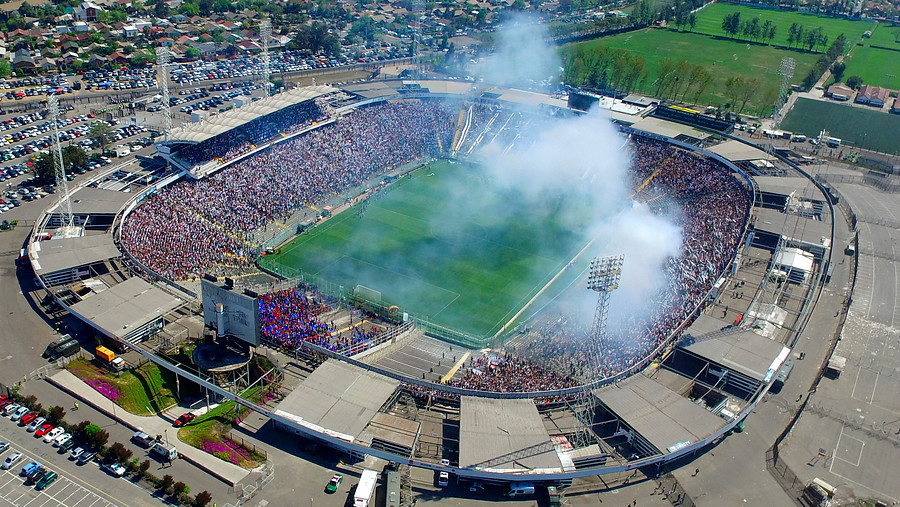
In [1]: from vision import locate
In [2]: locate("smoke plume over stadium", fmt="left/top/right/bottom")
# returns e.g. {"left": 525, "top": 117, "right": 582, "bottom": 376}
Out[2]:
{"left": 474, "top": 15, "right": 684, "bottom": 332}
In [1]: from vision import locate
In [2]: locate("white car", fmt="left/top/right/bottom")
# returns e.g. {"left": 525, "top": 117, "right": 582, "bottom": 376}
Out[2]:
{"left": 43, "top": 427, "right": 64, "bottom": 443}
{"left": 2, "top": 403, "right": 20, "bottom": 416}
{"left": 101, "top": 462, "right": 126, "bottom": 477}
{"left": 53, "top": 433, "right": 72, "bottom": 448}
{"left": 27, "top": 417, "right": 45, "bottom": 432}
{"left": 1, "top": 452, "right": 22, "bottom": 470}
{"left": 10, "top": 406, "right": 29, "bottom": 422}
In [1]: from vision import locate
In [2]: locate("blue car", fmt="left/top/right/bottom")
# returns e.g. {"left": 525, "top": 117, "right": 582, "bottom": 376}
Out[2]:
{"left": 20, "top": 461, "right": 41, "bottom": 476}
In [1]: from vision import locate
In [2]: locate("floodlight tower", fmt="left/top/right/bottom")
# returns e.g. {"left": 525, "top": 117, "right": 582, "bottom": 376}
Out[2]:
{"left": 48, "top": 94, "right": 74, "bottom": 230}
{"left": 586, "top": 255, "right": 624, "bottom": 374}
{"left": 156, "top": 47, "right": 174, "bottom": 139}
{"left": 412, "top": 0, "right": 424, "bottom": 79}
{"left": 260, "top": 18, "right": 272, "bottom": 96}
{"left": 772, "top": 57, "right": 795, "bottom": 128}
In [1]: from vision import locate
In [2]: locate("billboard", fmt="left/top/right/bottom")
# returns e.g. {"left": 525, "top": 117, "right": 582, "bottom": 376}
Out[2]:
{"left": 201, "top": 279, "right": 261, "bottom": 346}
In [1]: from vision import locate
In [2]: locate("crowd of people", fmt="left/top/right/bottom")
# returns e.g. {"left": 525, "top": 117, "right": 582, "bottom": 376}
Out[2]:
{"left": 258, "top": 288, "right": 381, "bottom": 356}
{"left": 121, "top": 100, "right": 457, "bottom": 280}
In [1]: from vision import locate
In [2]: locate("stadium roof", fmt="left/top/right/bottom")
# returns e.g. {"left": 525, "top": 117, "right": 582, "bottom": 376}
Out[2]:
{"left": 31, "top": 233, "right": 119, "bottom": 276}
{"left": 707, "top": 140, "right": 769, "bottom": 161}
{"left": 68, "top": 277, "right": 184, "bottom": 339}
{"left": 481, "top": 87, "right": 568, "bottom": 109}
{"left": 755, "top": 207, "right": 832, "bottom": 247}
{"left": 342, "top": 79, "right": 475, "bottom": 99}
{"left": 679, "top": 326, "right": 789, "bottom": 383}
{"left": 274, "top": 360, "right": 399, "bottom": 442}
{"left": 630, "top": 116, "right": 711, "bottom": 141}
{"left": 48, "top": 187, "right": 135, "bottom": 215}
{"left": 459, "top": 397, "right": 561, "bottom": 472}
{"left": 753, "top": 175, "right": 824, "bottom": 201}
{"left": 593, "top": 374, "right": 724, "bottom": 454}
{"left": 164, "top": 85, "right": 337, "bottom": 145}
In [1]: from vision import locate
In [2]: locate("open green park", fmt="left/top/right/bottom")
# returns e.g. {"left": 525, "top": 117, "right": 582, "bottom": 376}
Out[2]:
{"left": 841, "top": 24, "right": 900, "bottom": 89}
{"left": 564, "top": 6, "right": 875, "bottom": 112}
{"left": 781, "top": 98, "right": 900, "bottom": 155}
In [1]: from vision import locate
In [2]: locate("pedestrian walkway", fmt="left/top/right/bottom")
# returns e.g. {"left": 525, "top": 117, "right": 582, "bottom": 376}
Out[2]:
{"left": 47, "top": 370, "right": 250, "bottom": 486}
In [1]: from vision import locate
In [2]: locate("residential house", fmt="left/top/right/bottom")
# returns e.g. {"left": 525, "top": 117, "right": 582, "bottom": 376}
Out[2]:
{"left": 73, "top": 1, "right": 103, "bottom": 22}
{"left": 107, "top": 51, "right": 128, "bottom": 65}
{"left": 73, "top": 21, "right": 89, "bottom": 32}
{"left": 857, "top": 84, "right": 889, "bottom": 107}
{"left": 122, "top": 25, "right": 138, "bottom": 37}
{"left": 11, "top": 49, "right": 36, "bottom": 73}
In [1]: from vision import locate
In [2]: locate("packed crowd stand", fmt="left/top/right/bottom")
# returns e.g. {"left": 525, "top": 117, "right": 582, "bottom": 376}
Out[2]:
{"left": 121, "top": 100, "right": 456, "bottom": 280}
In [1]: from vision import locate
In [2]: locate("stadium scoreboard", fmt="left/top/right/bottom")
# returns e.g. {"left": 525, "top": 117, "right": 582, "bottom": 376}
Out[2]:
{"left": 201, "top": 278, "right": 261, "bottom": 346}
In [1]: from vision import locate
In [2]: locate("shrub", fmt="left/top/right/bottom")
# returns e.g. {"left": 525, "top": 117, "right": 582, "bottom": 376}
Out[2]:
{"left": 194, "top": 490, "right": 212, "bottom": 507}
{"left": 161, "top": 474, "right": 174, "bottom": 493}
{"left": 139, "top": 460, "right": 151, "bottom": 476}
{"left": 173, "top": 482, "right": 187, "bottom": 496}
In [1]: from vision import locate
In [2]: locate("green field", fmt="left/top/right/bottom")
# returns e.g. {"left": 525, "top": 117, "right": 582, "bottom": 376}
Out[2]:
{"left": 569, "top": 28, "right": 822, "bottom": 111}
{"left": 261, "top": 160, "right": 595, "bottom": 338}
{"left": 781, "top": 97, "right": 900, "bottom": 154}
{"left": 692, "top": 3, "right": 873, "bottom": 49}
{"left": 842, "top": 24, "right": 900, "bottom": 89}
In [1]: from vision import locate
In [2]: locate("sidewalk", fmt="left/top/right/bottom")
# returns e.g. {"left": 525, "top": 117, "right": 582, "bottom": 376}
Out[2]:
{"left": 47, "top": 369, "right": 251, "bottom": 486}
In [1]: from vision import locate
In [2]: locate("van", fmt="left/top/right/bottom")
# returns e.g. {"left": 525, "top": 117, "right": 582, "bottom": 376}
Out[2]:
{"left": 771, "top": 360, "right": 794, "bottom": 393}
{"left": 792, "top": 134, "right": 807, "bottom": 142}
{"left": 151, "top": 442, "right": 177, "bottom": 461}
{"left": 506, "top": 482, "right": 535, "bottom": 497}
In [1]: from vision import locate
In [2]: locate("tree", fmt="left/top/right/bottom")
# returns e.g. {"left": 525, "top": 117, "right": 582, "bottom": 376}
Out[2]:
{"left": 688, "top": 13, "right": 696, "bottom": 32}
{"left": 736, "top": 77, "right": 761, "bottom": 113}
{"left": 161, "top": 474, "right": 175, "bottom": 493}
{"left": 724, "top": 76, "right": 743, "bottom": 110}
{"left": 74, "top": 421, "right": 91, "bottom": 438}
{"left": 109, "top": 442, "right": 133, "bottom": 463}
{"left": 761, "top": 20, "right": 775, "bottom": 44}
{"left": 154, "top": 0, "right": 169, "bottom": 18}
{"left": 0, "top": 61, "right": 11, "bottom": 77}
{"left": 831, "top": 62, "right": 846, "bottom": 82}
{"left": 184, "top": 47, "right": 201, "bottom": 59}
{"left": 88, "top": 122, "right": 113, "bottom": 153}
{"left": 846, "top": 75, "right": 863, "bottom": 89}
{"left": 759, "top": 86, "right": 779, "bottom": 116}
{"left": 349, "top": 15, "right": 376, "bottom": 42}
{"left": 179, "top": 1, "right": 199, "bottom": 15}
{"left": 89, "top": 428, "right": 109, "bottom": 448}
{"left": 194, "top": 491, "right": 213, "bottom": 507}
{"left": 62, "top": 145, "right": 88, "bottom": 171}
{"left": 654, "top": 57, "right": 679, "bottom": 97}
{"left": 173, "top": 482, "right": 187, "bottom": 496}
{"left": 722, "top": 12, "right": 741, "bottom": 38}
{"left": 795, "top": 25, "right": 805, "bottom": 48}
{"left": 289, "top": 21, "right": 340, "bottom": 57}
{"left": 139, "top": 459, "right": 151, "bottom": 476}
{"left": 49, "top": 405, "right": 66, "bottom": 424}
{"left": 806, "top": 26, "right": 823, "bottom": 51}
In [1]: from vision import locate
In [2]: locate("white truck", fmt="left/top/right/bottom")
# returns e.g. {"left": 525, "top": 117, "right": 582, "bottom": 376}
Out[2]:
{"left": 353, "top": 469, "right": 378, "bottom": 507}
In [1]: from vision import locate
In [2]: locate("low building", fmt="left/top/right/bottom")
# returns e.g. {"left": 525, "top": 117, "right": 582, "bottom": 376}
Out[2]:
{"left": 122, "top": 25, "right": 138, "bottom": 38}
{"left": 826, "top": 83, "right": 853, "bottom": 101}
{"left": 891, "top": 97, "right": 900, "bottom": 115}
{"left": 857, "top": 84, "right": 889, "bottom": 107}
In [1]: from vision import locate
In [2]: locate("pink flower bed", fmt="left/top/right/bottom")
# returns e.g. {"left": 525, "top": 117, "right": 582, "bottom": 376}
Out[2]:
{"left": 85, "top": 378, "right": 120, "bottom": 400}
{"left": 202, "top": 439, "right": 253, "bottom": 465}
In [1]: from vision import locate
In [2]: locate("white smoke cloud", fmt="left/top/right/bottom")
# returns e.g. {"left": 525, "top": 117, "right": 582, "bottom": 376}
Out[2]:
{"left": 472, "top": 13, "right": 561, "bottom": 88}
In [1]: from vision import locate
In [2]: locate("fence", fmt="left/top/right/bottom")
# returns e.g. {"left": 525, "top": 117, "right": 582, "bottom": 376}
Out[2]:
{"left": 655, "top": 473, "right": 697, "bottom": 507}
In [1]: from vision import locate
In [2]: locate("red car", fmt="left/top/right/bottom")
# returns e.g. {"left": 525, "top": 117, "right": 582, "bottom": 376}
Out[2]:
{"left": 34, "top": 424, "right": 54, "bottom": 437}
{"left": 172, "top": 413, "right": 195, "bottom": 427}
{"left": 20, "top": 413, "right": 38, "bottom": 426}
{"left": 0, "top": 395, "right": 7, "bottom": 404}
{"left": 0, "top": 399, "right": 12, "bottom": 411}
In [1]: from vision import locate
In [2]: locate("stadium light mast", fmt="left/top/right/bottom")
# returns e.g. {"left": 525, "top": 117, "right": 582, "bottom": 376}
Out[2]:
{"left": 156, "top": 47, "right": 174, "bottom": 140}
{"left": 772, "top": 57, "right": 795, "bottom": 129}
{"left": 412, "top": 0, "right": 424, "bottom": 79}
{"left": 260, "top": 18, "right": 272, "bottom": 96}
{"left": 48, "top": 94, "right": 74, "bottom": 231}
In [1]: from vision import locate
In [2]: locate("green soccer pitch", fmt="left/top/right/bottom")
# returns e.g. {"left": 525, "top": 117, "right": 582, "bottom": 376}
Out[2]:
{"left": 260, "top": 160, "right": 599, "bottom": 339}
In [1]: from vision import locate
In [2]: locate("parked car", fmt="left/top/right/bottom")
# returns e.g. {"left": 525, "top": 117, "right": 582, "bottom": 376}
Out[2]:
{"left": 35, "top": 470, "right": 58, "bottom": 490}
{"left": 101, "top": 462, "right": 126, "bottom": 477}
{"left": 59, "top": 438, "right": 76, "bottom": 453}
{"left": 77, "top": 450, "right": 96, "bottom": 465}
{"left": 20, "top": 461, "right": 40, "bottom": 476}
{"left": 0, "top": 441, "right": 8, "bottom": 453}
{"left": 20, "top": 412, "right": 38, "bottom": 426}
{"left": 3, "top": 403, "right": 21, "bottom": 416}
{"left": 34, "top": 423, "right": 53, "bottom": 437}
{"left": 1, "top": 452, "right": 21, "bottom": 469}
{"left": 25, "top": 467, "right": 45, "bottom": 485}
{"left": 53, "top": 433, "right": 72, "bottom": 448}
{"left": 173, "top": 413, "right": 195, "bottom": 427}
{"left": 70, "top": 447, "right": 85, "bottom": 460}
{"left": 43, "top": 427, "right": 64, "bottom": 443}
{"left": 10, "top": 406, "right": 29, "bottom": 422}
{"left": 27, "top": 417, "right": 45, "bottom": 432}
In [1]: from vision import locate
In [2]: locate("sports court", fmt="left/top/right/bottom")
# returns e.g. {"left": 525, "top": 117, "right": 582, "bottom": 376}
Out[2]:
{"left": 264, "top": 160, "right": 596, "bottom": 338}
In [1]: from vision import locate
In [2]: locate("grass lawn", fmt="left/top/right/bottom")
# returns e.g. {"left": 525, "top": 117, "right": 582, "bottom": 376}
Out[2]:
{"left": 568, "top": 28, "right": 822, "bottom": 112}
{"left": 67, "top": 358, "right": 178, "bottom": 415}
{"left": 781, "top": 97, "right": 900, "bottom": 155}
{"left": 261, "top": 160, "right": 594, "bottom": 339}
{"left": 842, "top": 24, "right": 900, "bottom": 89}
{"left": 177, "top": 389, "right": 265, "bottom": 469}
{"left": 691, "top": 3, "right": 874, "bottom": 49}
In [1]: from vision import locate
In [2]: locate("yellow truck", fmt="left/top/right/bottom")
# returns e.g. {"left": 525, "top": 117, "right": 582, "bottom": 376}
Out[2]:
{"left": 95, "top": 346, "right": 125, "bottom": 371}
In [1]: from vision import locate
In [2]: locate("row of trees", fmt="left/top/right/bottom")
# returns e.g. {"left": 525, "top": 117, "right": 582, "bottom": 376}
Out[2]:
{"left": 786, "top": 23, "right": 829, "bottom": 52}
{"left": 721, "top": 12, "right": 778, "bottom": 44}
{"left": 800, "top": 33, "right": 847, "bottom": 90}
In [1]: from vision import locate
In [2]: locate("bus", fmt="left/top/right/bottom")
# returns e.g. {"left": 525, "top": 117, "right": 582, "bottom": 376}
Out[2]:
{"left": 354, "top": 469, "right": 378, "bottom": 507}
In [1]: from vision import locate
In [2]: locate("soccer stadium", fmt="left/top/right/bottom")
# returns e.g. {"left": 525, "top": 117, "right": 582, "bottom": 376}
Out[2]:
{"left": 29, "top": 79, "right": 834, "bottom": 485}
